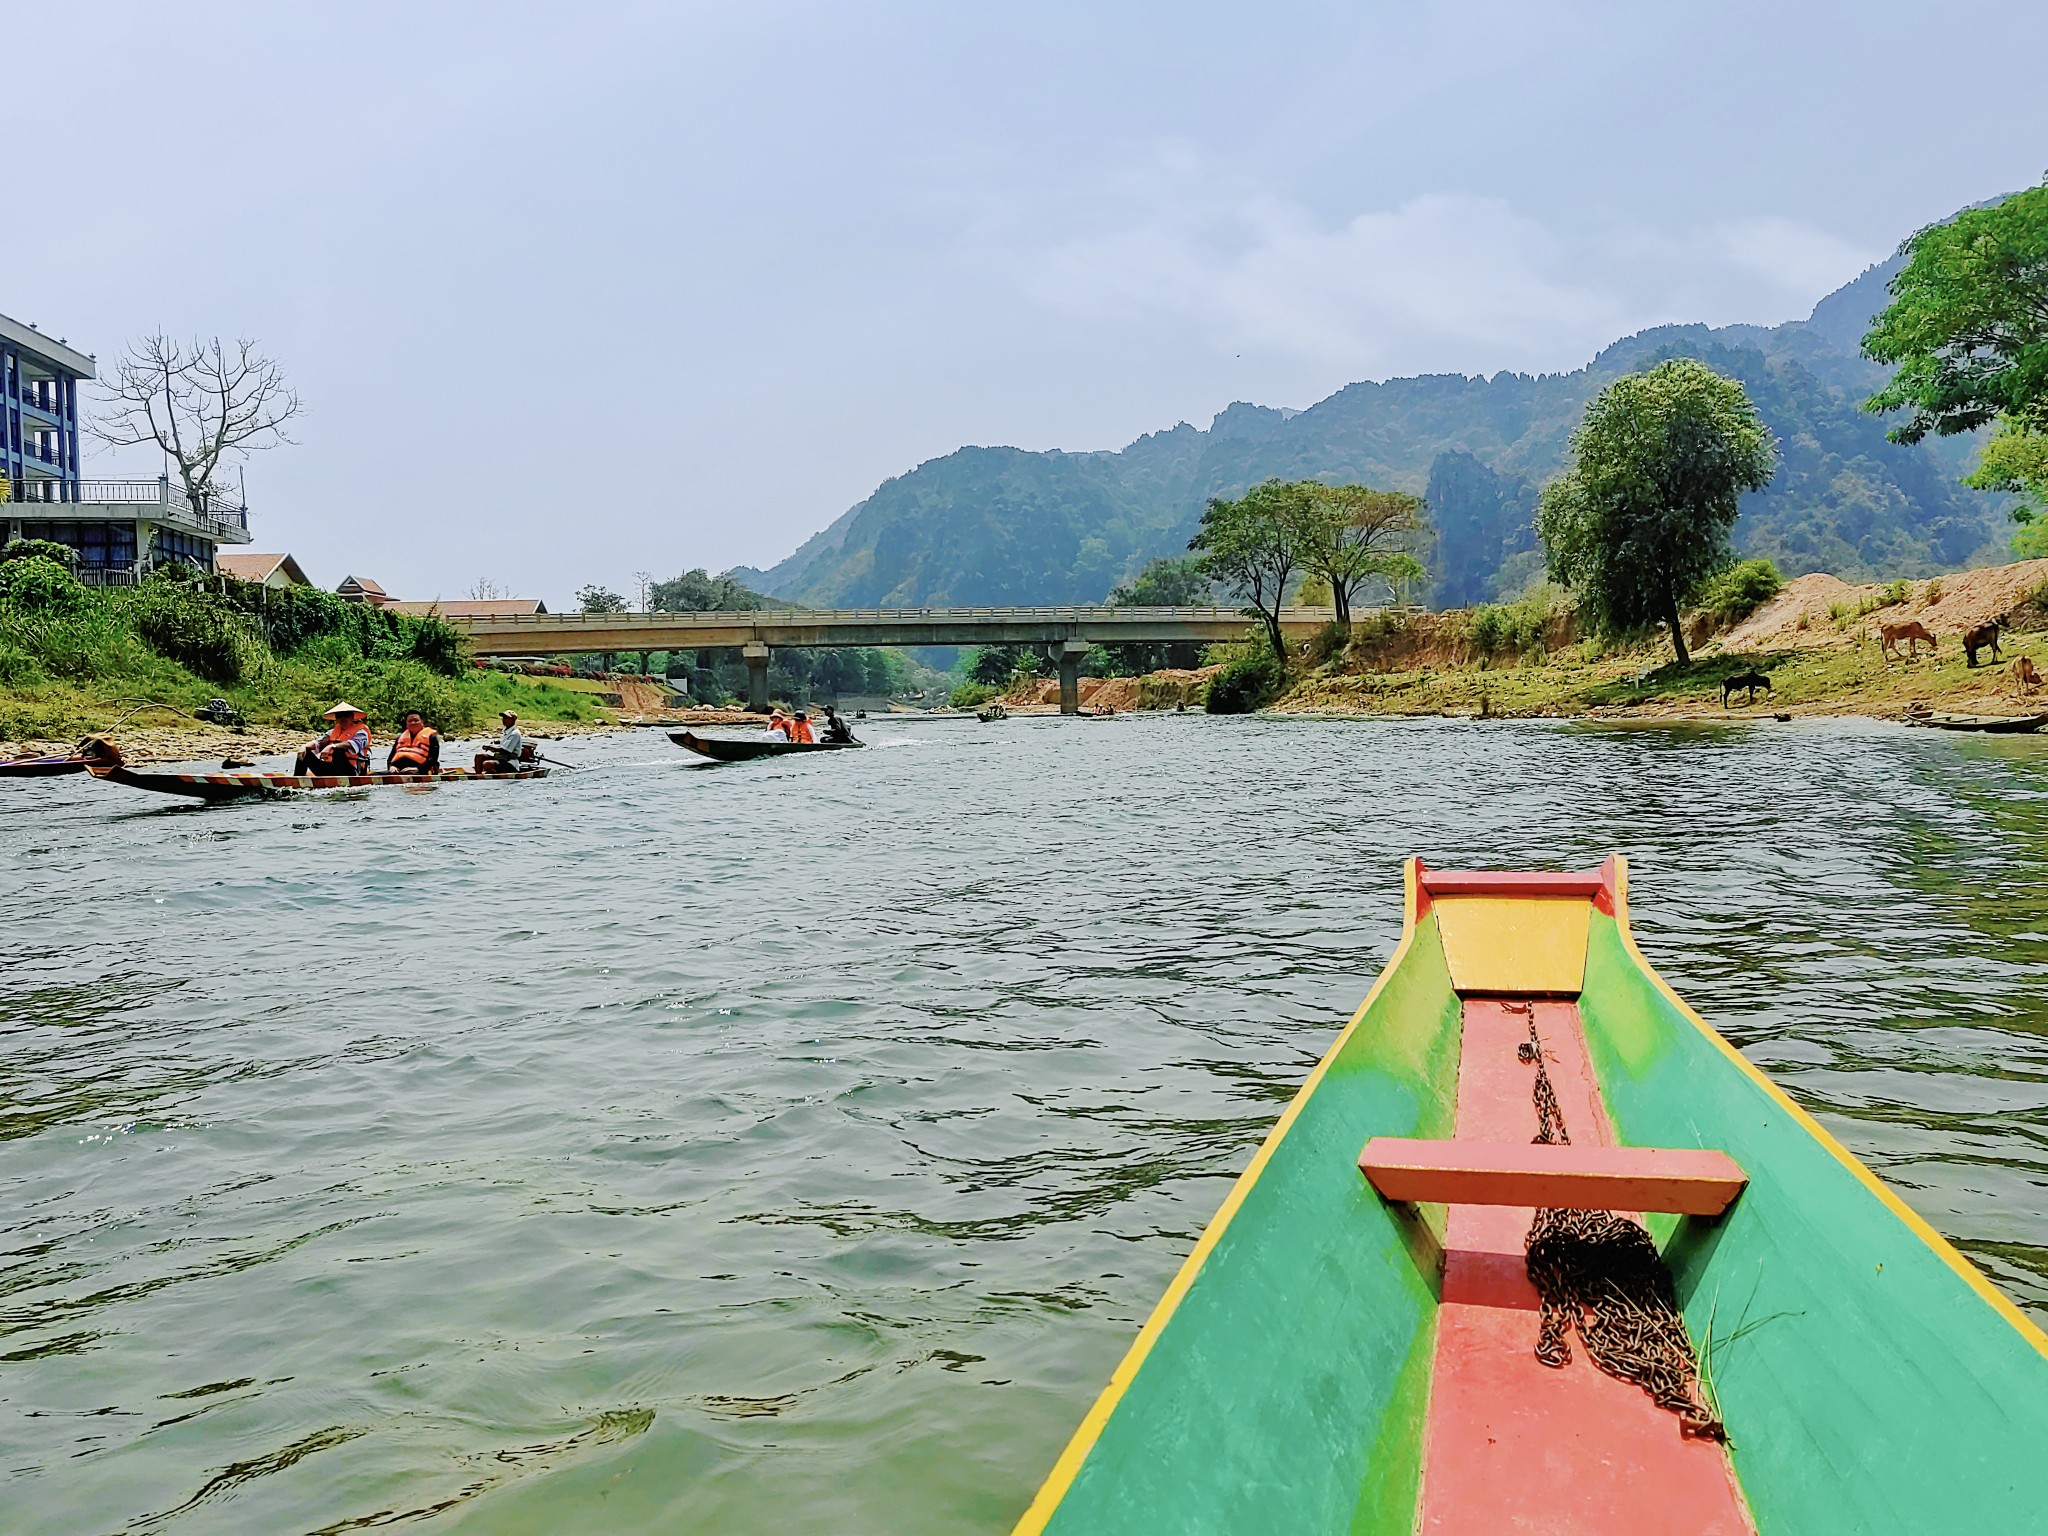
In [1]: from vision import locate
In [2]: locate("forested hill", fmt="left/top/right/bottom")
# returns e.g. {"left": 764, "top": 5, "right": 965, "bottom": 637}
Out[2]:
{"left": 741, "top": 230, "right": 2013, "bottom": 609}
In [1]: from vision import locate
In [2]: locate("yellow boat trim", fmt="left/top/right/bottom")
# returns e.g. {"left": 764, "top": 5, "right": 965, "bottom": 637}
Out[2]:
{"left": 1608, "top": 856, "right": 2048, "bottom": 1360}
{"left": 1432, "top": 894, "right": 1590, "bottom": 995}
{"left": 1009, "top": 859, "right": 1427, "bottom": 1536}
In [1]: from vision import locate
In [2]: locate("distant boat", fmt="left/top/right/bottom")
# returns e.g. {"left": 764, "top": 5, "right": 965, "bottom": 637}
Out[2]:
{"left": 0, "top": 752, "right": 92, "bottom": 779}
{"left": 669, "top": 730, "right": 863, "bottom": 762}
{"left": 1012, "top": 858, "right": 2048, "bottom": 1536}
{"left": 1905, "top": 711, "right": 2047, "bottom": 733}
{"left": 89, "top": 765, "right": 549, "bottom": 801}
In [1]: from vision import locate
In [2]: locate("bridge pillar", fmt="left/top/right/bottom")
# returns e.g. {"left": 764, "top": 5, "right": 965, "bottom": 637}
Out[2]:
{"left": 1058, "top": 640, "right": 1090, "bottom": 715}
{"left": 743, "top": 641, "right": 771, "bottom": 711}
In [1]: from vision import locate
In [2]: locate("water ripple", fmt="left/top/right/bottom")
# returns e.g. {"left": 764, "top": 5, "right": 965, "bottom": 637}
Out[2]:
{"left": 2, "top": 716, "right": 2046, "bottom": 1532}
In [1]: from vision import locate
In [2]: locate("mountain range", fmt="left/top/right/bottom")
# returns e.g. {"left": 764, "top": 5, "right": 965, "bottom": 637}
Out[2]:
{"left": 736, "top": 223, "right": 2011, "bottom": 610}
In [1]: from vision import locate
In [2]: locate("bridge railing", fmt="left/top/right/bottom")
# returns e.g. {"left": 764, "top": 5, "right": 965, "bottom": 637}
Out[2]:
{"left": 442, "top": 605, "right": 1336, "bottom": 628}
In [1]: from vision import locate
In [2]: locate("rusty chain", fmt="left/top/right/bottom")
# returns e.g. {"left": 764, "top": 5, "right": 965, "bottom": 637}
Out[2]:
{"left": 1517, "top": 1014, "right": 1724, "bottom": 1440}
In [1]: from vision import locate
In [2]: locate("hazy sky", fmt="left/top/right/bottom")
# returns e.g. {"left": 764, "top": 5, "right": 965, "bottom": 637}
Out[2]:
{"left": 12, "top": 2, "right": 2045, "bottom": 606}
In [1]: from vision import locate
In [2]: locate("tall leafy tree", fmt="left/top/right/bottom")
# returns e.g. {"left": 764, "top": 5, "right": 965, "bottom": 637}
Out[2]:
{"left": 1863, "top": 184, "right": 2048, "bottom": 547}
{"left": 576, "top": 584, "right": 627, "bottom": 614}
{"left": 1101, "top": 556, "right": 1213, "bottom": 673}
{"left": 650, "top": 567, "right": 768, "bottom": 612}
{"left": 1536, "top": 359, "right": 1776, "bottom": 665}
{"left": 1189, "top": 482, "right": 1301, "bottom": 660}
{"left": 1293, "top": 482, "right": 1430, "bottom": 626}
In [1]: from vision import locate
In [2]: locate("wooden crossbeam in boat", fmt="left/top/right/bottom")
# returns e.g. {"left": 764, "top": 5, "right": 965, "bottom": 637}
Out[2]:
{"left": 1359, "top": 1137, "right": 1747, "bottom": 1216}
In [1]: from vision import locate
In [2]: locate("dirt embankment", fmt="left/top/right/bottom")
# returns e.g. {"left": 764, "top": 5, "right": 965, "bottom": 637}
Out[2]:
{"left": 1711, "top": 561, "right": 2048, "bottom": 654}
{"left": 1275, "top": 556, "right": 2048, "bottom": 723}
{"left": 1004, "top": 667, "right": 1220, "bottom": 710}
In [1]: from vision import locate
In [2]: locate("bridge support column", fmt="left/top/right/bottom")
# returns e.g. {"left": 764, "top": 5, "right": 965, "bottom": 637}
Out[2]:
{"left": 1058, "top": 640, "right": 1090, "bottom": 715}
{"left": 743, "top": 641, "right": 771, "bottom": 711}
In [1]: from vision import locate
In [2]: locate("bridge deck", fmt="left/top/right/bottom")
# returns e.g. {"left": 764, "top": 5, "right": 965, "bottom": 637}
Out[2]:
{"left": 439, "top": 605, "right": 1346, "bottom": 656}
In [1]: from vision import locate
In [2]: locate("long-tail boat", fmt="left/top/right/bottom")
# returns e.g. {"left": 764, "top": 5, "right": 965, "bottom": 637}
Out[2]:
{"left": 0, "top": 751, "right": 93, "bottom": 778}
{"left": 669, "top": 730, "right": 863, "bottom": 762}
{"left": 89, "top": 765, "right": 549, "bottom": 802}
{"left": 1014, "top": 858, "right": 2048, "bottom": 1535}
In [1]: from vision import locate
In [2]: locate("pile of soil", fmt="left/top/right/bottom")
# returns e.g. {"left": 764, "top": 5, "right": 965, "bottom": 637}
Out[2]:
{"left": 1002, "top": 667, "right": 1219, "bottom": 710}
{"left": 1716, "top": 559, "right": 2048, "bottom": 654}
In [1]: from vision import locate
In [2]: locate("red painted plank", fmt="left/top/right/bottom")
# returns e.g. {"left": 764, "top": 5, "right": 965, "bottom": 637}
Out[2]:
{"left": 1417, "top": 997, "right": 1754, "bottom": 1535}
{"left": 1419, "top": 869, "right": 1606, "bottom": 898}
{"left": 1360, "top": 1137, "right": 1746, "bottom": 1216}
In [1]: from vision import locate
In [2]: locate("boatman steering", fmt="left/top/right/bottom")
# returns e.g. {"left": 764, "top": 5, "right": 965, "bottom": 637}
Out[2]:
{"left": 388, "top": 711, "right": 442, "bottom": 774}
{"left": 295, "top": 702, "right": 371, "bottom": 776}
{"left": 475, "top": 711, "right": 525, "bottom": 774}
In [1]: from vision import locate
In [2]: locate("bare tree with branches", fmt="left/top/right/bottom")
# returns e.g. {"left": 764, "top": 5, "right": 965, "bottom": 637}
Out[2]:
{"left": 90, "top": 334, "right": 302, "bottom": 512}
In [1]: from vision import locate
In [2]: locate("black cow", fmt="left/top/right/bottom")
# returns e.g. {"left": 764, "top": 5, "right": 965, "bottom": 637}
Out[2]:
{"left": 1722, "top": 670, "right": 1772, "bottom": 707}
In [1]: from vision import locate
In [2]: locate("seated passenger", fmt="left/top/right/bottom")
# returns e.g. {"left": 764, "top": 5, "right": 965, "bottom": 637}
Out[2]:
{"left": 388, "top": 711, "right": 441, "bottom": 774}
{"left": 474, "top": 711, "right": 525, "bottom": 774}
{"left": 296, "top": 703, "right": 371, "bottom": 776}
{"left": 765, "top": 710, "right": 792, "bottom": 742}
{"left": 789, "top": 712, "right": 817, "bottom": 744}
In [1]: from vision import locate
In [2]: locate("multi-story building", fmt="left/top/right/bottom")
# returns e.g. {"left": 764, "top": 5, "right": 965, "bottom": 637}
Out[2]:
{"left": 1, "top": 310, "right": 253, "bottom": 583}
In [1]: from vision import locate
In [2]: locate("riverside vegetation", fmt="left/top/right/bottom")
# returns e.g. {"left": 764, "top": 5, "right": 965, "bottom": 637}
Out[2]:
{"left": 0, "top": 548, "right": 601, "bottom": 751}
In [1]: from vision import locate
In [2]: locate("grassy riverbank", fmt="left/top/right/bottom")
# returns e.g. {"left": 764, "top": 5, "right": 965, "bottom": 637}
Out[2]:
{"left": 0, "top": 556, "right": 604, "bottom": 757}
{"left": 1273, "top": 561, "right": 2048, "bottom": 721}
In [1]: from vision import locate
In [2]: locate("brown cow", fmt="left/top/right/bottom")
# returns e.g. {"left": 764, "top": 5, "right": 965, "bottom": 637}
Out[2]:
{"left": 1880, "top": 620, "right": 1937, "bottom": 660}
{"left": 2013, "top": 656, "right": 2043, "bottom": 696}
{"left": 1964, "top": 620, "right": 2003, "bottom": 668}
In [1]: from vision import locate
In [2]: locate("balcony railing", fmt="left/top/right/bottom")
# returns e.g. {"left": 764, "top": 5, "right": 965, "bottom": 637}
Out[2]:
{"left": 8, "top": 478, "right": 249, "bottom": 537}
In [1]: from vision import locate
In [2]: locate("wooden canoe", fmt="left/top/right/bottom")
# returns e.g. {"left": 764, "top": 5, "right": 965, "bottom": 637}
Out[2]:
{"left": 0, "top": 753, "right": 91, "bottom": 778}
{"left": 669, "top": 730, "right": 863, "bottom": 761}
{"left": 89, "top": 765, "right": 549, "bottom": 801}
{"left": 1905, "top": 711, "right": 2048, "bottom": 733}
{"left": 1014, "top": 858, "right": 2048, "bottom": 1535}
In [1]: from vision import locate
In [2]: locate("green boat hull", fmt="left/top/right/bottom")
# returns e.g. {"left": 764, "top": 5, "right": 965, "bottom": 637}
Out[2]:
{"left": 1015, "top": 859, "right": 2048, "bottom": 1535}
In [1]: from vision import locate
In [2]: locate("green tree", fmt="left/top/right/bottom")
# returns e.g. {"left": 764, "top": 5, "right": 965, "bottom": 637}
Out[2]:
{"left": 1864, "top": 184, "right": 2048, "bottom": 551}
{"left": 1108, "top": 555, "right": 1213, "bottom": 607}
{"left": 1189, "top": 482, "right": 1302, "bottom": 661}
{"left": 1977, "top": 423, "right": 2048, "bottom": 551}
{"left": 1536, "top": 359, "right": 1776, "bottom": 665}
{"left": 650, "top": 568, "right": 767, "bottom": 611}
{"left": 1863, "top": 184, "right": 2048, "bottom": 442}
{"left": 576, "top": 584, "right": 627, "bottom": 614}
{"left": 1099, "top": 556, "right": 1213, "bottom": 673}
{"left": 1292, "top": 483, "right": 1429, "bottom": 626}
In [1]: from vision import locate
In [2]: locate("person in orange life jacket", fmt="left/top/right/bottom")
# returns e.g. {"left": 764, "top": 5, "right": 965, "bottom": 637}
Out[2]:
{"left": 788, "top": 712, "right": 817, "bottom": 744}
{"left": 387, "top": 711, "right": 441, "bottom": 773}
{"left": 295, "top": 702, "right": 371, "bottom": 775}
{"left": 765, "top": 709, "right": 792, "bottom": 742}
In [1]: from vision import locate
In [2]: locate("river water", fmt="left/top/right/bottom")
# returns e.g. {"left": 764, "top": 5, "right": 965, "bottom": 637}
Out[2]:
{"left": 5, "top": 715, "right": 2048, "bottom": 1534}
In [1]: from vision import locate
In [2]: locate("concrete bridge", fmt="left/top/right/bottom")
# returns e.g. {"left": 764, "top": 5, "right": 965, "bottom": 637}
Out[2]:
{"left": 442, "top": 605, "right": 1336, "bottom": 712}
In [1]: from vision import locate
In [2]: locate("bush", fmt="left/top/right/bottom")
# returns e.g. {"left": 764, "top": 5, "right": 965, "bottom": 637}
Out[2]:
{"left": 1205, "top": 648, "right": 1284, "bottom": 713}
{"left": 949, "top": 681, "right": 999, "bottom": 709}
{"left": 1, "top": 537, "right": 78, "bottom": 568}
{"left": 1464, "top": 588, "right": 1560, "bottom": 661}
{"left": 1306, "top": 620, "right": 1349, "bottom": 666}
{"left": 131, "top": 583, "right": 262, "bottom": 685}
{"left": 1879, "top": 578, "right": 1911, "bottom": 607}
{"left": 334, "top": 658, "right": 482, "bottom": 734}
{"left": 1693, "top": 559, "right": 1784, "bottom": 625}
{"left": 0, "top": 555, "right": 90, "bottom": 616}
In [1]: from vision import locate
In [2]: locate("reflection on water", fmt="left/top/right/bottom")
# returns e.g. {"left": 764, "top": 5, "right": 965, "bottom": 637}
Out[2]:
{"left": 4, "top": 716, "right": 2047, "bottom": 1532}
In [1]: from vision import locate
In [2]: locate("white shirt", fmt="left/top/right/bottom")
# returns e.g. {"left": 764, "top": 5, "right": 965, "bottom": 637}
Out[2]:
{"left": 499, "top": 725, "right": 524, "bottom": 758}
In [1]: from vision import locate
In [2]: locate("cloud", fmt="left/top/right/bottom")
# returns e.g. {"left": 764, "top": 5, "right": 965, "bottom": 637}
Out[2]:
{"left": 952, "top": 148, "right": 1883, "bottom": 383}
{"left": 1025, "top": 191, "right": 1632, "bottom": 376}
{"left": 1712, "top": 216, "right": 1884, "bottom": 300}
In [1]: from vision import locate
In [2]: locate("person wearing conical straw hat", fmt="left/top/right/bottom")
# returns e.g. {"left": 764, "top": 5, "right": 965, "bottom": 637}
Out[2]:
{"left": 295, "top": 702, "right": 372, "bottom": 776}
